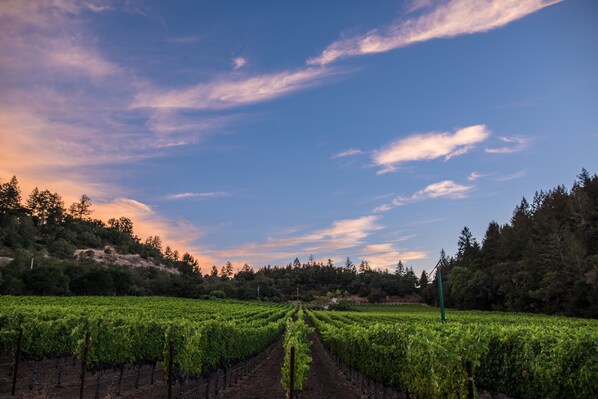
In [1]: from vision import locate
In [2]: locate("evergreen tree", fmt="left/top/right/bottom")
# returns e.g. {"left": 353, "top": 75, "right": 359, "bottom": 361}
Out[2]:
{"left": 164, "top": 246, "right": 173, "bottom": 260}
{"left": 108, "top": 217, "right": 134, "bottom": 236}
{"left": 419, "top": 270, "right": 428, "bottom": 291}
{"left": 68, "top": 194, "right": 93, "bottom": 219}
{"left": 26, "top": 188, "right": 65, "bottom": 225}
{"left": 395, "top": 260, "right": 405, "bottom": 276}
{"left": 0, "top": 176, "right": 22, "bottom": 214}
{"left": 145, "top": 236, "right": 163, "bottom": 253}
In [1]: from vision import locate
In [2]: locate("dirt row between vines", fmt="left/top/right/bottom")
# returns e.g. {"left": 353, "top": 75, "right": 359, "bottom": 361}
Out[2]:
{"left": 0, "top": 331, "right": 367, "bottom": 399}
{"left": 221, "top": 331, "right": 364, "bottom": 399}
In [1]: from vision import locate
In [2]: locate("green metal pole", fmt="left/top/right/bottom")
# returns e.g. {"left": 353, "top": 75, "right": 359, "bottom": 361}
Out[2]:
{"left": 437, "top": 268, "right": 446, "bottom": 322}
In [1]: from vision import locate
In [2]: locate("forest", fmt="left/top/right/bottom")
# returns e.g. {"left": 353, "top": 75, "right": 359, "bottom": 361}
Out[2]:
{"left": 0, "top": 169, "right": 597, "bottom": 317}
{"left": 423, "top": 169, "right": 598, "bottom": 318}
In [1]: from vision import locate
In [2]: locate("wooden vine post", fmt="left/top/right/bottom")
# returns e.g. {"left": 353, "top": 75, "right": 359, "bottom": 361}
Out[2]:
{"left": 79, "top": 331, "right": 91, "bottom": 399}
{"left": 466, "top": 361, "right": 475, "bottom": 399}
{"left": 11, "top": 328, "right": 23, "bottom": 396}
{"left": 167, "top": 341, "right": 174, "bottom": 399}
{"left": 289, "top": 346, "right": 295, "bottom": 399}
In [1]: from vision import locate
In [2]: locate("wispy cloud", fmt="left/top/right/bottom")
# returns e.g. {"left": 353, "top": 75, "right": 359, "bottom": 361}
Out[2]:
{"left": 44, "top": 40, "right": 120, "bottom": 78}
{"left": 374, "top": 180, "right": 473, "bottom": 212}
{"left": 131, "top": 67, "right": 335, "bottom": 110}
{"left": 210, "top": 215, "right": 383, "bottom": 265}
{"left": 332, "top": 148, "right": 363, "bottom": 159}
{"left": 485, "top": 136, "right": 530, "bottom": 154}
{"left": 166, "top": 192, "right": 231, "bottom": 200}
{"left": 232, "top": 56, "right": 247, "bottom": 70}
{"left": 0, "top": 0, "right": 222, "bottom": 264}
{"left": 394, "top": 180, "right": 473, "bottom": 205}
{"left": 467, "top": 171, "right": 493, "bottom": 181}
{"left": 1, "top": 2, "right": 120, "bottom": 80}
{"left": 496, "top": 170, "right": 526, "bottom": 181}
{"left": 308, "top": 0, "right": 561, "bottom": 65}
{"left": 372, "top": 125, "right": 490, "bottom": 174}
{"left": 373, "top": 204, "right": 394, "bottom": 213}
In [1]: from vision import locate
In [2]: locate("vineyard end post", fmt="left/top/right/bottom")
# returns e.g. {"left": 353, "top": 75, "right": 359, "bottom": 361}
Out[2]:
{"left": 466, "top": 361, "right": 474, "bottom": 399}
{"left": 168, "top": 341, "right": 174, "bottom": 399}
{"left": 11, "top": 327, "right": 23, "bottom": 396}
{"left": 79, "top": 331, "right": 91, "bottom": 399}
{"left": 289, "top": 346, "right": 295, "bottom": 399}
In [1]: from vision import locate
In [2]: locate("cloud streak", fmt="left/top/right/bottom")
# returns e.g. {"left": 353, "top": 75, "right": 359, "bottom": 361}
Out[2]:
{"left": 374, "top": 180, "right": 473, "bottom": 212}
{"left": 496, "top": 170, "right": 526, "bottom": 181}
{"left": 131, "top": 67, "right": 334, "bottom": 110}
{"left": 468, "top": 171, "right": 493, "bottom": 181}
{"left": 485, "top": 136, "right": 530, "bottom": 154}
{"left": 166, "top": 192, "right": 231, "bottom": 200}
{"left": 394, "top": 180, "right": 473, "bottom": 205}
{"left": 372, "top": 124, "right": 490, "bottom": 174}
{"left": 308, "top": 0, "right": 561, "bottom": 65}
{"left": 210, "top": 215, "right": 384, "bottom": 265}
{"left": 332, "top": 148, "right": 363, "bottom": 159}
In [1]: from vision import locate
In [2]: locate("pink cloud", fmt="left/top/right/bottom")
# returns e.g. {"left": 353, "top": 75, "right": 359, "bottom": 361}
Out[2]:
{"left": 372, "top": 125, "right": 490, "bottom": 173}
{"left": 308, "top": 0, "right": 561, "bottom": 65}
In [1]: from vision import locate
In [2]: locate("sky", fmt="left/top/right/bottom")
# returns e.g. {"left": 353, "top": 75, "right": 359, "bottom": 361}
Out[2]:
{"left": 1, "top": 0, "right": 597, "bottom": 275}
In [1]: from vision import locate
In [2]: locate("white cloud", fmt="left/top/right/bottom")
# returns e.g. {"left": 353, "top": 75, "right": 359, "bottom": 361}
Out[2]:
{"left": 485, "top": 136, "right": 529, "bottom": 154}
{"left": 496, "top": 170, "right": 526, "bottom": 181}
{"left": 373, "top": 180, "right": 473, "bottom": 212}
{"left": 332, "top": 148, "right": 363, "bottom": 159}
{"left": 166, "top": 192, "right": 231, "bottom": 200}
{"left": 131, "top": 67, "right": 334, "bottom": 110}
{"left": 467, "top": 171, "right": 492, "bottom": 181}
{"left": 394, "top": 180, "right": 473, "bottom": 205}
{"left": 308, "top": 0, "right": 561, "bottom": 65}
{"left": 372, "top": 125, "right": 490, "bottom": 174}
{"left": 232, "top": 56, "right": 247, "bottom": 70}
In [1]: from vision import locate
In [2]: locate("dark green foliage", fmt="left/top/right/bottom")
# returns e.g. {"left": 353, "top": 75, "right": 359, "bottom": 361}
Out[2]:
{"left": 48, "top": 238, "right": 76, "bottom": 258}
{"left": 22, "top": 265, "right": 69, "bottom": 295}
{"left": 367, "top": 288, "right": 386, "bottom": 303}
{"left": 426, "top": 169, "right": 598, "bottom": 317}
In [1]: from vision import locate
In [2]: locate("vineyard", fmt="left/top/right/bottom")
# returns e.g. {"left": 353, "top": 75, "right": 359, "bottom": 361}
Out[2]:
{"left": 0, "top": 297, "right": 293, "bottom": 398}
{"left": 1, "top": 298, "right": 597, "bottom": 399}
{"left": 308, "top": 305, "right": 598, "bottom": 399}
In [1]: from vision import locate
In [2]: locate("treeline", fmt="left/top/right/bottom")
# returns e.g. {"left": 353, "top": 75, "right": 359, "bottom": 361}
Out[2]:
{"left": 422, "top": 169, "right": 598, "bottom": 318}
{"left": 3, "top": 170, "right": 596, "bottom": 316}
{"left": 0, "top": 176, "right": 420, "bottom": 300}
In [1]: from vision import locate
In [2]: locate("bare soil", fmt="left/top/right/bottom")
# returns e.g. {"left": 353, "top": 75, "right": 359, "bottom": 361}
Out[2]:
{"left": 219, "top": 332, "right": 366, "bottom": 399}
{"left": 1, "top": 331, "right": 432, "bottom": 399}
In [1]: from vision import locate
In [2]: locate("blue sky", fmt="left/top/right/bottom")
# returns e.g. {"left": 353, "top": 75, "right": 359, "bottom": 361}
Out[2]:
{"left": 1, "top": 0, "right": 597, "bottom": 274}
